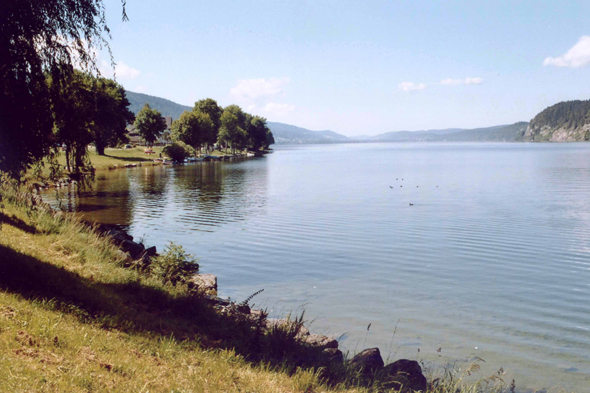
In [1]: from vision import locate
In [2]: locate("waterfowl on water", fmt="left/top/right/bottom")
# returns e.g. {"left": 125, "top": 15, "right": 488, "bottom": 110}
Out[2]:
{"left": 409, "top": 203, "right": 414, "bottom": 206}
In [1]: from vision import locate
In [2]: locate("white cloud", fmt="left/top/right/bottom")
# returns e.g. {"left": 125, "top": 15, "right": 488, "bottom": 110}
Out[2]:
{"left": 114, "top": 61, "right": 140, "bottom": 79}
{"left": 98, "top": 60, "right": 140, "bottom": 80}
{"left": 440, "top": 78, "right": 463, "bottom": 86}
{"left": 262, "top": 102, "right": 295, "bottom": 116}
{"left": 544, "top": 36, "right": 590, "bottom": 68}
{"left": 398, "top": 81, "right": 427, "bottom": 92}
{"left": 465, "top": 77, "right": 483, "bottom": 85}
{"left": 230, "top": 77, "right": 289, "bottom": 99}
{"left": 134, "top": 85, "right": 148, "bottom": 93}
{"left": 440, "top": 77, "right": 483, "bottom": 86}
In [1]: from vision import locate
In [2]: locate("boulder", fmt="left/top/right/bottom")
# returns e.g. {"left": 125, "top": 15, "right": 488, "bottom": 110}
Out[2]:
{"left": 349, "top": 348, "right": 384, "bottom": 375}
{"left": 303, "top": 334, "right": 338, "bottom": 349}
{"left": 120, "top": 239, "right": 145, "bottom": 259}
{"left": 190, "top": 273, "right": 218, "bottom": 293}
{"left": 106, "top": 229, "right": 133, "bottom": 243}
{"left": 141, "top": 246, "right": 157, "bottom": 258}
{"left": 382, "top": 359, "right": 427, "bottom": 392}
{"left": 204, "top": 295, "right": 230, "bottom": 307}
{"left": 323, "top": 348, "right": 344, "bottom": 363}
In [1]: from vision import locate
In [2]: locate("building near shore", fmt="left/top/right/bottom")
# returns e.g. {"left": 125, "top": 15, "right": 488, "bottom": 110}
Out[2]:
{"left": 126, "top": 116, "right": 172, "bottom": 145}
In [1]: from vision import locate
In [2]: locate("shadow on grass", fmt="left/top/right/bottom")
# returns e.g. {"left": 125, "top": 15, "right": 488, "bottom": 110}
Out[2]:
{"left": 0, "top": 244, "right": 333, "bottom": 376}
{"left": 0, "top": 213, "right": 38, "bottom": 234}
{"left": 102, "top": 154, "right": 155, "bottom": 163}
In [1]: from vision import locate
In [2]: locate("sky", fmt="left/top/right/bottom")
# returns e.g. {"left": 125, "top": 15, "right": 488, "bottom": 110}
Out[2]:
{"left": 101, "top": 0, "right": 590, "bottom": 137}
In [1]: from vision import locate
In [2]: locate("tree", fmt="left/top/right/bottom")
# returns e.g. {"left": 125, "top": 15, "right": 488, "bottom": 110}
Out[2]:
{"left": 247, "top": 116, "right": 271, "bottom": 151}
{"left": 171, "top": 111, "right": 214, "bottom": 156}
{"left": 220, "top": 105, "right": 249, "bottom": 153}
{"left": 218, "top": 110, "right": 239, "bottom": 153}
{"left": 92, "top": 78, "right": 135, "bottom": 155}
{"left": 194, "top": 98, "right": 222, "bottom": 151}
{"left": 134, "top": 104, "right": 167, "bottom": 147}
{"left": 0, "top": 0, "right": 127, "bottom": 178}
{"left": 48, "top": 69, "right": 95, "bottom": 176}
{"left": 265, "top": 129, "right": 275, "bottom": 149}
{"left": 162, "top": 143, "right": 189, "bottom": 163}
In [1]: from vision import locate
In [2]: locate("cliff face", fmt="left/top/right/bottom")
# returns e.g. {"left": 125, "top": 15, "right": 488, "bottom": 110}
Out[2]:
{"left": 524, "top": 100, "right": 590, "bottom": 142}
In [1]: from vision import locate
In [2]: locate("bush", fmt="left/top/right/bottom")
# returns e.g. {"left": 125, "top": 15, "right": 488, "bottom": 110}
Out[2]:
{"left": 149, "top": 242, "right": 199, "bottom": 285}
{"left": 162, "top": 143, "right": 188, "bottom": 162}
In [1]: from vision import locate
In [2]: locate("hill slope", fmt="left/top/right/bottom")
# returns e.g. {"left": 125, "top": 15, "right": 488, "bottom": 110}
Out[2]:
{"left": 266, "top": 122, "right": 349, "bottom": 144}
{"left": 524, "top": 100, "right": 590, "bottom": 142}
{"left": 125, "top": 91, "right": 350, "bottom": 145}
{"left": 124, "top": 90, "right": 531, "bottom": 144}
{"left": 368, "top": 123, "right": 528, "bottom": 142}
{"left": 126, "top": 91, "right": 191, "bottom": 118}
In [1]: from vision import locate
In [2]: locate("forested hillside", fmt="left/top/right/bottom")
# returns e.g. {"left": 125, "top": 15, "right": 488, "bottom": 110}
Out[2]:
{"left": 368, "top": 123, "right": 528, "bottom": 142}
{"left": 524, "top": 100, "right": 590, "bottom": 141}
{"left": 266, "top": 122, "right": 349, "bottom": 144}
{"left": 126, "top": 91, "right": 191, "bottom": 118}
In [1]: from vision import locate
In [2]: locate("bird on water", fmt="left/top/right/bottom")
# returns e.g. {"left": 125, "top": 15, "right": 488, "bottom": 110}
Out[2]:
{"left": 409, "top": 203, "right": 414, "bottom": 206}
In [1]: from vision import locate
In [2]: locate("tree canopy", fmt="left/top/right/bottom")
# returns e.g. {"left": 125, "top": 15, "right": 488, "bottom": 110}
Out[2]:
{"left": 92, "top": 78, "right": 135, "bottom": 155}
{"left": 0, "top": 0, "right": 127, "bottom": 177}
{"left": 48, "top": 69, "right": 134, "bottom": 177}
{"left": 171, "top": 111, "right": 214, "bottom": 155}
{"left": 134, "top": 104, "right": 167, "bottom": 147}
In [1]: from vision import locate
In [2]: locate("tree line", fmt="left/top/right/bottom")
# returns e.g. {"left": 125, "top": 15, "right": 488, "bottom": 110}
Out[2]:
{"left": 0, "top": 0, "right": 130, "bottom": 182}
{"left": 135, "top": 100, "right": 275, "bottom": 157}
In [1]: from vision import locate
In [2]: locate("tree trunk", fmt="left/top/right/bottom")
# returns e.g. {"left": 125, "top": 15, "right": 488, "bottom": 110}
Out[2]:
{"left": 95, "top": 144, "right": 105, "bottom": 155}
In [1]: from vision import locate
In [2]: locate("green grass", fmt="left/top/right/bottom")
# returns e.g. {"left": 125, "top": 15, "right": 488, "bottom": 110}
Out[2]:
{"left": 77, "top": 146, "right": 165, "bottom": 170}
{"left": 0, "top": 186, "right": 358, "bottom": 392}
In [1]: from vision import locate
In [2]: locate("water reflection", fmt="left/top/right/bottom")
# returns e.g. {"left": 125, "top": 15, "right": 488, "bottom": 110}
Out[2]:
{"left": 42, "top": 158, "right": 269, "bottom": 236}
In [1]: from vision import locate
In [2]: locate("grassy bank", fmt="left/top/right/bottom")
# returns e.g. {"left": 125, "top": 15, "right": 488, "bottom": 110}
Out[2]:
{"left": 49, "top": 146, "right": 254, "bottom": 172}
{"left": 0, "top": 186, "right": 348, "bottom": 392}
{"left": 0, "top": 184, "right": 529, "bottom": 393}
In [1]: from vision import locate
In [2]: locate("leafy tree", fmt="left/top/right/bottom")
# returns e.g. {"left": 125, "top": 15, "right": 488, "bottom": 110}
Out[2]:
{"left": 265, "top": 129, "right": 275, "bottom": 149}
{"left": 218, "top": 110, "right": 239, "bottom": 153}
{"left": 194, "top": 98, "right": 222, "bottom": 150}
{"left": 171, "top": 110, "right": 213, "bottom": 156}
{"left": 220, "top": 105, "right": 249, "bottom": 153}
{"left": 162, "top": 130, "right": 172, "bottom": 145}
{"left": 0, "top": 0, "right": 127, "bottom": 178}
{"left": 163, "top": 143, "right": 189, "bottom": 163}
{"left": 248, "top": 116, "right": 271, "bottom": 151}
{"left": 48, "top": 69, "right": 95, "bottom": 176}
{"left": 92, "top": 78, "right": 135, "bottom": 155}
{"left": 134, "top": 104, "right": 167, "bottom": 147}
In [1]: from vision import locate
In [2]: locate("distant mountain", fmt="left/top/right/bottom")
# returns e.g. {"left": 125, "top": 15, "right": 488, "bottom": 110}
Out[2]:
{"left": 366, "top": 123, "right": 528, "bottom": 142}
{"left": 431, "top": 123, "right": 529, "bottom": 142}
{"left": 266, "top": 122, "right": 349, "bottom": 144}
{"left": 524, "top": 100, "right": 590, "bottom": 142}
{"left": 126, "top": 91, "right": 191, "bottom": 119}
{"left": 124, "top": 90, "right": 532, "bottom": 144}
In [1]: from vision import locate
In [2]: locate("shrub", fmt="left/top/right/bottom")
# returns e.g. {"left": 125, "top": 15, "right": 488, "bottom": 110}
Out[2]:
{"left": 162, "top": 143, "right": 188, "bottom": 162}
{"left": 149, "top": 242, "right": 199, "bottom": 285}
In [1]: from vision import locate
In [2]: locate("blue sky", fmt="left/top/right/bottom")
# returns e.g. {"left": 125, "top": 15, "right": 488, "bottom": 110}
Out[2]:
{"left": 101, "top": 0, "right": 590, "bottom": 136}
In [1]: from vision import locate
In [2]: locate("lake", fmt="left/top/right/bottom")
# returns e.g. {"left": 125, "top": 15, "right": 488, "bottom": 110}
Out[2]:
{"left": 44, "top": 143, "right": 590, "bottom": 392}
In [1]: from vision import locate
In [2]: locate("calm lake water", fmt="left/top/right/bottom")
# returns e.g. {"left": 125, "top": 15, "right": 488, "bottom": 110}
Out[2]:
{"left": 44, "top": 143, "right": 590, "bottom": 392}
